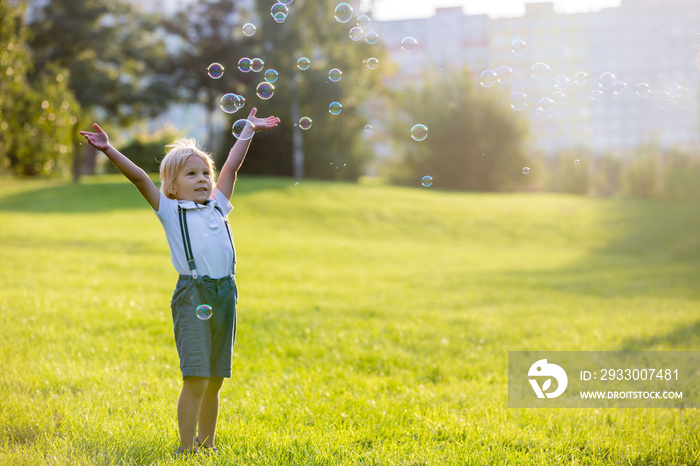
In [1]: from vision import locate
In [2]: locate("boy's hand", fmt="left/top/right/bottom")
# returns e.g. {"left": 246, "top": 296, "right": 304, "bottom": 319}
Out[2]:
{"left": 247, "top": 108, "right": 280, "bottom": 132}
{"left": 79, "top": 123, "right": 111, "bottom": 152}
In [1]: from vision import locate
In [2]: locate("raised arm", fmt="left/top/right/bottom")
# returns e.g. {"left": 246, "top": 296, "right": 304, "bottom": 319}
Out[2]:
{"left": 79, "top": 123, "right": 161, "bottom": 211}
{"left": 216, "top": 108, "right": 280, "bottom": 200}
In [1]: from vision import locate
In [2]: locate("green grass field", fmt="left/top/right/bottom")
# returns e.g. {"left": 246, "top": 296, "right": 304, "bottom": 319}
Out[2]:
{"left": 0, "top": 175, "right": 698, "bottom": 465}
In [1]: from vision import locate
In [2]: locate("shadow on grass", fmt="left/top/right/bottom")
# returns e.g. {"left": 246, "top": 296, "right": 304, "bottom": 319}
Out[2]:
{"left": 476, "top": 198, "right": 700, "bottom": 350}
{"left": 598, "top": 197, "right": 700, "bottom": 261}
{"left": 492, "top": 196, "right": 700, "bottom": 298}
{"left": 0, "top": 182, "right": 148, "bottom": 213}
{"left": 490, "top": 257, "right": 700, "bottom": 301}
{"left": 0, "top": 176, "right": 297, "bottom": 214}
{"left": 619, "top": 320, "right": 700, "bottom": 350}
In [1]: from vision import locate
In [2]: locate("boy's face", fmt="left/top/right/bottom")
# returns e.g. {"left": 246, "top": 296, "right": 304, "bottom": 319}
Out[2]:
{"left": 172, "top": 155, "right": 212, "bottom": 204}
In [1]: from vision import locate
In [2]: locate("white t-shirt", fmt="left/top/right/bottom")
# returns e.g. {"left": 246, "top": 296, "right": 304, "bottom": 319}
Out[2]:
{"left": 155, "top": 188, "right": 235, "bottom": 278}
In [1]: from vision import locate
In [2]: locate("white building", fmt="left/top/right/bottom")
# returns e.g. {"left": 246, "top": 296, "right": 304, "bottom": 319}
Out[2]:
{"left": 120, "top": 0, "right": 700, "bottom": 159}
{"left": 587, "top": 0, "right": 699, "bottom": 155}
{"left": 375, "top": 0, "right": 700, "bottom": 157}
{"left": 374, "top": 7, "right": 490, "bottom": 83}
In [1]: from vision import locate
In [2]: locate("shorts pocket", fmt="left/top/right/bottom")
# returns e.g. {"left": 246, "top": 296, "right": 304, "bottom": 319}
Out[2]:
{"left": 171, "top": 279, "right": 197, "bottom": 308}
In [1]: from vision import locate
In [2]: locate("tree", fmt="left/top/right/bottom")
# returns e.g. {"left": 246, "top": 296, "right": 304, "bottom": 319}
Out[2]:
{"left": 209, "top": 0, "right": 385, "bottom": 180}
{"left": 590, "top": 153, "right": 622, "bottom": 198}
{"left": 620, "top": 145, "right": 661, "bottom": 199}
{"left": 546, "top": 148, "right": 591, "bottom": 195}
{"left": 381, "top": 68, "right": 530, "bottom": 191}
{"left": 27, "top": 0, "right": 175, "bottom": 180}
{"left": 660, "top": 148, "right": 700, "bottom": 199}
{"left": 162, "top": 0, "right": 254, "bottom": 151}
{"left": 0, "top": 0, "right": 78, "bottom": 176}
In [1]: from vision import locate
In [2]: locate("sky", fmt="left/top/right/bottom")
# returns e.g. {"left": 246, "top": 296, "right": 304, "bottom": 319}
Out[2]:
{"left": 367, "top": 0, "right": 623, "bottom": 21}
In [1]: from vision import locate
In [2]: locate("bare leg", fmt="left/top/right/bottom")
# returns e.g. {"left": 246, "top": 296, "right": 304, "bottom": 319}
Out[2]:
{"left": 197, "top": 377, "right": 225, "bottom": 448}
{"left": 177, "top": 376, "right": 209, "bottom": 453}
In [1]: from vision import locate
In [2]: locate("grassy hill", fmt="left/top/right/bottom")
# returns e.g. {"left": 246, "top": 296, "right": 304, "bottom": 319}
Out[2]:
{"left": 0, "top": 175, "right": 698, "bottom": 465}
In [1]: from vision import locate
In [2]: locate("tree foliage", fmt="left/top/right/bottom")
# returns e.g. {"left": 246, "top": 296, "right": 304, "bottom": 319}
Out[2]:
{"left": 381, "top": 68, "right": 530, "bottom": 191}
{"left": 545, "top": 149, "right": 591, "bottom": 195}
{"left": 208, "top": 0, "right": 385, "bottom": 180}
{"left": 162, "top": 0, "right": 254, "bottom": 148}
{"left": 28, "top": 0, "right": 173, "bottom": 122}
{"left": 26, "top": 0, "right": 175, "bottom": 179}
{"left": 0, "top": 0, "right": 78, "bottom": 176}
{"left": 104, "top": 125, "right": 181, "bottom": 175}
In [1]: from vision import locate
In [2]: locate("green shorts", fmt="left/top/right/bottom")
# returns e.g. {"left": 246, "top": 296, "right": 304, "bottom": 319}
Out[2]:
{"left": 170, "top": 274, "right": 238, "bottom": 378}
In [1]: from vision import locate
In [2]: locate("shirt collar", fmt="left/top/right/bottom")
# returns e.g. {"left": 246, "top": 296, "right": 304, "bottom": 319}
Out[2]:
{"left": 177, "top": 198, "right": 217, "bottom": 210}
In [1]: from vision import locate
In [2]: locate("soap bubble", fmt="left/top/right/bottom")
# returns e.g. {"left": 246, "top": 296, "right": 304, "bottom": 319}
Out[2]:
{"left": 497, "top": 65, "right": 513, "bottom": 84}
{"left": 666, "top": 82, "right": 683, "bottom": 99}
{"left": 238, "top": 57, "right": 252, "bottom": 73}
{"left": 511, "top": 39, "right": 526, "bottom": 55}
{"left": 531, "top": 63, "right": 551, "bottom": 80}
{"left": 207, "top": 63, "right": 224, "bottom": 79}
{"left": 551, "top": 91, "right": 566, "bottom": 104}
{"left": 366, "top": 57, "right": 379, "bottom": 69}
{"left": 534, "top": 107, "right": 551, "bottom": 120}
{"left": 196, "top": 304, "right": 213, "bottom": 320}
{"left": 220, "top": 93, "right": 242, "bottom": 114}
{"left": 329, "top": 68, "right": 342, "bottom": 82}
{"left": 421, "top": 175, "right": 433, "bottom": 187}
{"left": 590, "top": 89, "right": 604, "bottom": 101}
{"left": 251, "top": 58, "right": 264, "bottom": 72}
{"left": 510, "top": 92, "right": 528, "bottom": 111}
{"left": 597, "top": 72, "right": 616, "bottom": 90}
{"left": 329, "top": 101, "right": 343, "bottom": 115}
{"left": 271, "top": 3, "right": 289, "bottom": 22}
{"left": 264, "top": 69, "right": 279, "bottom": 83}
{"left": 574, "top": 71, "right": 588, "bottom": 85}
{"left": 356, "top": 14, "right": 370, "bottom": 28}
{"left": 480, "top": 69, "right": 498, "bottom": 88}
{"left": 411, "top": 124, "right": 428, "bottom": 141}
{"left": 522, "top": 167, "right": 530, "bottom": 175}
{"left": 242, "top": 23, "right": 256, "bottom": 37}
{"left": 349, "top": 27, "right": 363, "bottom": 41}
{"left": 553, "top": 75, "right": 570, "bottom": 91}
{"left": 232, "top": 119, "right": 255, "bottom": 140}
{"left": 401, "top": 37, "right": 418, "bottom": 53}
{"left": 256, "top": 82, "right": 274, "bottom": 100}
{"left": 334, "top": 3, "right": 353, "bottom": 23}
{"left": 611, "top": 80, "right": 627, "bottom": 96}
{"left": 537, "top": 97, "right": 554, "bottom": 113}
{"left": 635, "top": 83, "right": 652, "bottom": 98}
{"left": 364, "top": 124, "right": 373, "bottom": 133}
{"left": 235, "top": 94, "right": 245, "bottom": 110}
{"left": 297, "top": 57, "right": 310, "bottom": 70}
{"left": 365, "top": 31, "right": 379, "bottom": 44}
{"left": 663, "top": 98, "right": 678, "bottom": 110}
{"left": 298, "top": 117, "right": 312, "bottom": 130}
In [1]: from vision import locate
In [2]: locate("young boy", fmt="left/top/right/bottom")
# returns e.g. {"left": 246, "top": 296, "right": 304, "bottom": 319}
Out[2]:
{"left": 80, "top": 108, "right": 280, "bottom": 454}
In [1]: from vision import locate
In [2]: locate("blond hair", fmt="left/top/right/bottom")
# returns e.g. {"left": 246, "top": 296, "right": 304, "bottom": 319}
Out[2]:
{"left": 159, "top": 138, "right": 216, "bottom": 199}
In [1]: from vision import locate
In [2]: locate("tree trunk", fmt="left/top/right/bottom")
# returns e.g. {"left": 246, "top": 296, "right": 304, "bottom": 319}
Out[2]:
{"left": 71, "top": 134, "right": 98, "bottom": 182}
{"left": 83, "top": 145, "right": 98, "bottom": 175}
{"left": 72, "top": 136, "right": 83, "bottom": 183}
{"left": 291, "top": 74, "right": 304, "bottom": 179}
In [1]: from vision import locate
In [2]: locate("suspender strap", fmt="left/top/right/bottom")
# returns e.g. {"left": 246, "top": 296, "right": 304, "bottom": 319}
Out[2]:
{"left": 215, "top": 205, "right": 237, "bottom": 273}
{"left": 177, "top": 206, "right": 198, "bottom": 276}
{"left": 177, "top": 204, "right": 236, "bottom": 278}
